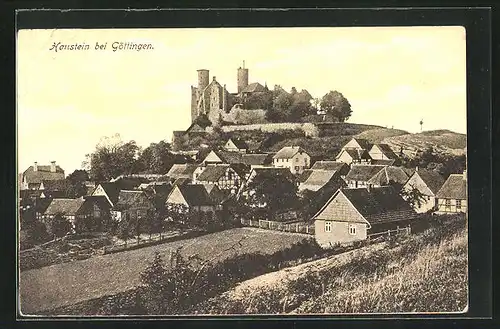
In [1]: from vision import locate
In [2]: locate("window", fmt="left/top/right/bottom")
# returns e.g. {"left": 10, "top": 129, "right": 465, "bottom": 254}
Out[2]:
{"left": 295, "top": 166, "right": 300, "bottom": 172}
{"left": 348, "top": 224, "right": 356, "bottom": 235}
{"left": 445, "top": 199, "right": 451, "bottom": 207}
{"left": 456, "top": 199, "right": 462, "bottom": 210}
{"left": 295, "top": 157, "right": 299, "bottom": 162}
{"left": 325, "top": 221, "right": 332, "bottom": 232}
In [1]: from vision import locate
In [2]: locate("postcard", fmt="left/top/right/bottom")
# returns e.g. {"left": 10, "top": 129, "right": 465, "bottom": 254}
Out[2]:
{"left": 17, "top": 25, "right": 468, "bottom": 317}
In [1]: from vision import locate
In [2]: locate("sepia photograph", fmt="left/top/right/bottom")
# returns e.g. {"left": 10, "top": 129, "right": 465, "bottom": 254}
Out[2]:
{"left": 17, "top": 25, "right": 468, "bottom": 316}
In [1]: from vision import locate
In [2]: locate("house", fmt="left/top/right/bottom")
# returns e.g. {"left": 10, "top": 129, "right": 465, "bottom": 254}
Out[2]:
{"left": 111, "top": 190, "right": 155, "bottom": 223}
{"left": 165, "top": 184, "right": 216, "bottom": 214}
{"left": 344, "top": 165, "right": 387, "bottom": 188}
{"left": 42, "top": 197, "right": 102, "bottom": 234}
{"left": 312, "top": 186, "right": 418, "bottom": 247}
{"left": 240, "top": 153, "right": 273, "bottom": 167}
{"left": 403, "top": 168, "right": 446, "bottom": 213}
{"left": 223, "top": 138, "right": 249, "bottom": 153}
{"left": 202, "top": 184, "right": 228, "bottom": 205}
{"left": 92, "top": 182, "right": 123, "bottom": 207}
{"left": 201, "top": 150, "right": 242, "bottom": 165}
{"left": 19, "top": 161, "right": 65, "bottom": 190}
{"left": 298, "top": 169, "right": 345, "bottom": 193}
{"left": 341, "top": 138, "right": 372, "bottom": 152}
{"left": 238, "top": 167, "right": 295, "bottom": 200}
{"left": 194, "top": 164, "right": 243, "bottom": 192}
{"left": 366, "top": 166, "right": 409, "bottom": 187}
{"left": 310, "top": 161, "right": 350, "bottom": 177}
{"left": 272, "top": 146, "right": 311, "bottom": 174}
{"left": 166, "top": 163, "right": 199, "bottom": 181}
{"left": 369, "top": 144, "right": 399, "bottom": 161}
{"left": 335, "top": 148, "right": 372, "bottom": 165}
{"left": 82, "top": 195, "right": 112, "bottom": 230}
{"left": 435, "top": 171, "right": 467, "bottom": 214}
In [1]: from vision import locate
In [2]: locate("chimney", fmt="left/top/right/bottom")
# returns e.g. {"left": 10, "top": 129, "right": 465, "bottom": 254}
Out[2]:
{"left": 50, "top": 161, "right": 56, "bottom": 173}
{"left": 213, "top": 76, "right": 217, "bottom": 81}
{"left": 33, "top": 162, "right": 38, "bottom": 172}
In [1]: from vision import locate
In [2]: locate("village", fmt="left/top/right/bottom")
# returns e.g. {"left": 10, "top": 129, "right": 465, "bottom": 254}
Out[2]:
{"left": 18, "top": 64, "right": 468, "bottom": 315}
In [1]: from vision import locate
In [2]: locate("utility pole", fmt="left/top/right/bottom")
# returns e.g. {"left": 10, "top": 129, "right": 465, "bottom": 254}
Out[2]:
{"left": 419, "top": 119, "right": 424, "bottom": 132}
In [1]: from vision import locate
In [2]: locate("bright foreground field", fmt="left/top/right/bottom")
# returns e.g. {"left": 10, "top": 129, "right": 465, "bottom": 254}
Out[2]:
{"left": 20, "top": 228, "right": 311, "bottom": 314}
{"left": 197, "top": 217, "right": 468, "bottom": 314}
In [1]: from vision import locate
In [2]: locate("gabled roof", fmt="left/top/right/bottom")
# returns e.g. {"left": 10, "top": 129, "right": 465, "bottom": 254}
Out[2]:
{"left": 436, "top": 174, "right": 467, "bottom": 199}
{"left": 241, "top": 82, "right": 266, "bottom": 93}
{"left": 413, "top": 169, "right": 446, "bottom": 195}
{"left": 173, "top": 177, "right": 191, "bottom": 186}
{"left": 345, "top": 165, "right": 387, "bottom": 182}
{"left": 367, "top": 166, "right": 409, "bottom": 186}
{"left": 217, "top": 151, "right": 244, "bottom": 164}
{"left": 44, "top": 198, "right": 86, "bottom": 216}
{"left": 346, "top": 138, "right": 372, "bottom": 150}
{"left": 186, "top": 123, "right": 206, "bottom": 133}
{"left": 166, "top": 164, "right": 199, "bottom": 179}
{"left": 372, "top": 144, "right": 399, "bottom": 160}
{"left": 340, "top": 186, "right": 417, "bottom": 224}
{"left": 240, "top": 153, "right": 273, "bottom": 166}
{"left": 96, "top": 182, "right": 122, "bottom": 205}
{"left": 371, "top": 159, "right": 396, "bottom": 166}
{"left": 174, "top": 184, "right": 214, "bottom": 206}
{"left": 21, "top": 165, "right": 65, "bottom": 184}
{"left": 299, "top": 170, "right": 339, "bottom": 192}
{"left": 202, "top": 184, "right": 228, "bottom": 204}
{"left": 311, "top": 161, "right": 348, "bottom": 172}
{"left": 226, "top": 138, "right": 249, "bottom": 150}
{"left": 273, "top": 146, "right": 309, "bottom": 159}
{"left": 197, "top": 165, "right": 231, "bottom": 182}
{"left": 338, "top": 149, "right": 372, "bottom": 161}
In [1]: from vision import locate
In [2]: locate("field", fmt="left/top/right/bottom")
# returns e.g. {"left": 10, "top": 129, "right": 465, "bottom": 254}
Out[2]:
{"left": 19, "top": 227, "right": 311, "bottom": 314}
{"left": 196, "top": 215, "right": 467, "bottom": 314}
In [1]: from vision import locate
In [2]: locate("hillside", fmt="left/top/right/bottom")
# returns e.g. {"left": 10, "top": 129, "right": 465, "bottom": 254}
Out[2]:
{"left": 381, "top": 130, "right": 466, "bottom": 158}
{"left": 195, "top": 215, "right": 467, "bottom": 314}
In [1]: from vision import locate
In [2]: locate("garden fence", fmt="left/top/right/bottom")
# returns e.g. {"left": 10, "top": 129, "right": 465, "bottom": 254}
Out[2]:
{"left": 240, "top": 218, "right": 315, "bottom": 235}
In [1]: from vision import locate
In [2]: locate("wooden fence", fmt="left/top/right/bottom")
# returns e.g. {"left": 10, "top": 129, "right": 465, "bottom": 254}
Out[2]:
{"left": 240, "top": 218, "right": 315, "bottom": 235}
{"left": 367, "top": 225, "right": 411, "bottom": 240}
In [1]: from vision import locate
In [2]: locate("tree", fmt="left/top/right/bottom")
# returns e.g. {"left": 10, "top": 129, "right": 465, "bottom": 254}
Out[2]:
{"left": 241, "top": 172, "right": 298, "bottom": 216}
{"left": 272, "top": 92, "right": 295, "bottom": 122}
{"left": 64, "top": 169, "right": 90, "bottom": 198}
{"left": 47, "top": 213, "right": 72, "bottom": 238}
{"left": 320, "top": 90, "right": 352, "bottom": 122}
{"left": 85, "top": 134, "right": 141, "bottom": 181}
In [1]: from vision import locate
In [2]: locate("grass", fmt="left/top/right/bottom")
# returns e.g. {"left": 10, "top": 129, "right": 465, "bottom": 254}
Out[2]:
{"left": 19, "top": 227, "right": 310, "bottom": 315}
{"left": 198, "top": 214, "right": 467, "bottom": 314}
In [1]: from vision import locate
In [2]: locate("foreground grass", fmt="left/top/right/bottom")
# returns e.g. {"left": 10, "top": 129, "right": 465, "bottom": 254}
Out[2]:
{"left": 20, "top": 227, "right": 310, "bottom": 314}
{"left": 197, "top": 215, "right": 467, "bottom": 314}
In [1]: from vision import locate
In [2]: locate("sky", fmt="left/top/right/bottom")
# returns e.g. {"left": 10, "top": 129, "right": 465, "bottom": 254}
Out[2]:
{"left": 17, "top": 26, "right": 466, "bottom": 175}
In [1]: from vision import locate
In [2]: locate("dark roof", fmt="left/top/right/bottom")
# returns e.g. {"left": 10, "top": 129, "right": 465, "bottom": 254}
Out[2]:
{"left": 173, "top": 177, "right": 191, "bottom": 186}
{"left": 413, "top": 169, "right": 446, "bottom": 195}
{"left": 345, "top": 165, "right": 387, "bottom": 182}
{"left": 34, "top": 198, "right": 54, "bottom": 213}
{"left": 367, "top": 166, "right": 409, "bottom": 186}
{"left": 202, "top": 184, "right": 228, "bottom": 204}
{"left": 172, "top": 131, "right": 186, "bottom": 138}
{"left": 352, "top": 138, "right": 372, "bottom": 150}
{"left": 230, "top": 163, "right": 249, "bottom": 178}
{"left": 240, "top": 153, "right": 273, "bottom": 166}
{"left": 340, "top": 149, "right": 372, "bottom": 161}
{"left": 217, "top": 151, "right": 244, "bottom": 164}
{"left": 227, "top": 138, "right": 249, "bottom": 150}
{"left": 21, "top": 165, "right": 65, "bottom": 184}
{"left": 97, "top": 182, "right": 123, "bottom": 205}
{"left": 44, "top": 198, "right": 86, "bottom": 216}
{"left": 340, "top": 186, "right": 417, "bottom": 223}
{"left": 273, "top": 146, "right": 309, "bottom": 159}
{"left": 371, "top": 159, "right": 396, "bottom": 166}
{"left": 166, "top": 164, "right": 199, "bottom": 179}
{"left": 197, "top": 165, "right": 231, "bottom": 182}
{"left": 186, "top": 123, "right": 206, "bottom": 133}
{"left": 311, "top": 161, "right": 348, "bottom": 172}
{"left": 144, "top": 185, "right": 174, "bottom": 209}
{"left": 436, "top": 174, "right": 467, "bottom": 199}
{"left": 299, "top": 170, "right": 339, "bottom": 192}
{"left": 373, "top": 144, "right": 399, "bottom": 160}
{"left": 175, "top": 185, "right": 214, "bottom": 206}
{"left": 241, "top": 82, "right": 266, "bottom": 93}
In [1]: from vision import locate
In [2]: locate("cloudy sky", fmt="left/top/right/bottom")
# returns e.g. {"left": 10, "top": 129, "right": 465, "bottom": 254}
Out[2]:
{"left": 17, "top": 26, "right": 466, "bottom": 174}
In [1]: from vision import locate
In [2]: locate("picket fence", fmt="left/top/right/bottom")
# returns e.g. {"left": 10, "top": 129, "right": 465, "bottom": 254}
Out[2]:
{"left": 100, "top": 230, "right": 191, "bottom": 254}
{"left": 367, "top": 225, "right": 411, "bottom": 240}
{"left": 240, "top": 218, "right": 315, "bottom": 235}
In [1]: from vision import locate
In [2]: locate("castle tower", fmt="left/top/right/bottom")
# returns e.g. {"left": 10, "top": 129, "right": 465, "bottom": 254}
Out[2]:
{"left": 197, "top": 69, "right": 210, "bottom": 91}
{"left": 237, "top": 61, "right": 249, "bottom": 94}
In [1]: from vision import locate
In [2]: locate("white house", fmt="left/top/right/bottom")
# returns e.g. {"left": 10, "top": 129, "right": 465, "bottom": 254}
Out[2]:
{"left": 272, "top": 146, "right": 311, "bottom": 174}
{"left": 403, "top": 168, "right": 445, "bottom": 213}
